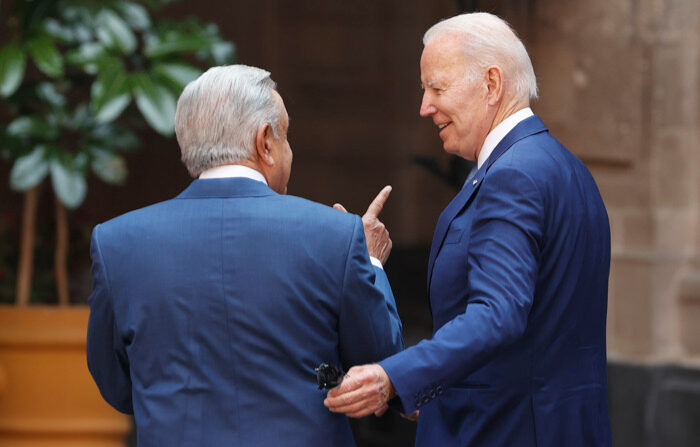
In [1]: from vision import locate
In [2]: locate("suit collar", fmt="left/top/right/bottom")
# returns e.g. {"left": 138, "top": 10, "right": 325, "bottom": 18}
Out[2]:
{"left": 427, "top": 115, "right": 548, "bottom": 290}
{"left": 176, "top": 177, "right": 278, "bottom": 199}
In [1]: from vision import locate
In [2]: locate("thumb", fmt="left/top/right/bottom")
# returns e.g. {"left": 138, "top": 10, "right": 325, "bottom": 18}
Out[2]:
{"left": 333, "top": 203, "right": 348, "bottom": 213}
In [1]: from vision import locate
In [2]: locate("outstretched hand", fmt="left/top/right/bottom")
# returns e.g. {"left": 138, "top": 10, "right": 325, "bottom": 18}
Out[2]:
{"left": 323, "top": 364, "right": 396, "bottom": 418}
{"left": 333, "top": 186, "right": 393, "bottom": 264}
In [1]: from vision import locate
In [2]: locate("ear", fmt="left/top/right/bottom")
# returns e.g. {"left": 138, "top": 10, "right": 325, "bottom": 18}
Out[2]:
{"left": 254, "top": 123, "right": 275, "bottom": 167}
{"left": 485, "top": 65, "right": 504, "bottom": 106}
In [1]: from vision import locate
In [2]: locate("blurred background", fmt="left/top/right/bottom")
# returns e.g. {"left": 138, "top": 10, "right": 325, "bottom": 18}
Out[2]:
{"left": 0, "top": 0, "right": 698, "bottom": 446}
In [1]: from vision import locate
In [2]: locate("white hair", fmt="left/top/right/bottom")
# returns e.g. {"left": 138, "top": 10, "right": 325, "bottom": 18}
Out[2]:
{"left": 175, "top": 65, "right": 281, "bottom": 177}
{"left": 423, "top": 12, "right": 538, "bottom": 101}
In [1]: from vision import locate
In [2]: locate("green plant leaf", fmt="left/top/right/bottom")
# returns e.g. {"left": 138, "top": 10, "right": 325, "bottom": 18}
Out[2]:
{"left": 65, "top": 42, "right": 106, "bottom": 75}
{"left": 115, "top": 2, "right": 151, "bottom": 31}
{"left": 90, "top": 147, "right": 127, "bottom": 185}
{"left": 7, "top": 116, "right": 58, "bottom": 140}
{"left": 144, "top": 33, "right": 212, "bottom": 58}
{"left": 68, "top": 103, "right": 91, "bottom": 128}
{"left": 0, "top": 44, "right": 27, "bottom": 97}
{"left": 91, "top": 124, "right": 140, "bottom": 151}
{"left": 10, "top": 145, "right": 50, "bottom": 191}
{"left": 36, "top": 82, "right": 66, "bottom": 107}
{"left": 72, "top": 24, "right": 94, "bottom": 43}
{"left": 131, "top": 74, "right": 176, "bottom": 135}
{"left": 210, "top": 41, "right": 235, "bottom": 64}
{"left": 91, "top": 59, "right": 130, "bottom": 123}
{"left": 27, "top": 36, "right": 64, "bottom": 78}
{"left": 66, "top": 42, "right": 105, "bottom": 65}
{"left": 152, "top": 62, "right": 201, "bottom": 90}
{"left": 42, "top": 18, "right": 75, "bottom": 43}
{"left": 50, "top": 159, "right": 87, "bottom": 209}
{"left": 96, "top": 10, "right": 137, "bottom": 55}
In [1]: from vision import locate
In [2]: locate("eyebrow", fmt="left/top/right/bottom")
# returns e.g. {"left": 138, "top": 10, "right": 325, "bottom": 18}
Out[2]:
{"left": 420, "top": 80, "right": 441, "bottom": 90}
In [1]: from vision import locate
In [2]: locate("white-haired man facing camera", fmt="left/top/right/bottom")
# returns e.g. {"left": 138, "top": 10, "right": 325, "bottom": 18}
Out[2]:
{"left": 325, "top": 13, "right": 612, "bottom": 447}
{"left": 87, "top": 65, "right": 403, "bottom": 447}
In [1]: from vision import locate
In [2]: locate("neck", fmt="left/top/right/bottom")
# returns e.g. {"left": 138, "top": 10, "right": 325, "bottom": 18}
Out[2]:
{"left": 235, "top": 159, "right": 270, "bottom": 183}
{"left": 489, "top": 97, "right": 529, "bottom": 133}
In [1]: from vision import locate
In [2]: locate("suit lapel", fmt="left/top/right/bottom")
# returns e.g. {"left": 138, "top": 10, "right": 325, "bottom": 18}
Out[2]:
{"left": 426, "top": 115, "right": 548, "bottom": 291}
{"left": 427, "top": 167, "right": 485, "bottom": 289}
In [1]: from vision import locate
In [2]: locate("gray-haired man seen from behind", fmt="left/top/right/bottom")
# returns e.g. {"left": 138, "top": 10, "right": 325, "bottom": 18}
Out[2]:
{"left": 86, "top": 65, "right": 403, "bottom": 446}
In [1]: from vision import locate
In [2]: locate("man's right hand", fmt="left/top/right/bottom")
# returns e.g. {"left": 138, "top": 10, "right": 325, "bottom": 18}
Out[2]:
{"left": 334, "top": 185, "right": 393, "bottom": 264}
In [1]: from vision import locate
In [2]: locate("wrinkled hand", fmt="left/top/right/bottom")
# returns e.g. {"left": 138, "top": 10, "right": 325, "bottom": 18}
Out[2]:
{"left": 323, "top": 364, "right": 396, "bottom": 418}
{"left": 333, "top": 185, "right": 393, "bottom": 264}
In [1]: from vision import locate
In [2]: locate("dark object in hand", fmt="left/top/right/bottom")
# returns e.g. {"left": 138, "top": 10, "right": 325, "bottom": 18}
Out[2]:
{"left": 315, "top": 363, "right": 345, "bottom": 389}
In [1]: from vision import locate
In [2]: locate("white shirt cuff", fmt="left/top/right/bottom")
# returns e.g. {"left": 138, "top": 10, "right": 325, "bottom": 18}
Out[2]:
{"left": 370, "top": 256, "right": 384, "bottom": 270}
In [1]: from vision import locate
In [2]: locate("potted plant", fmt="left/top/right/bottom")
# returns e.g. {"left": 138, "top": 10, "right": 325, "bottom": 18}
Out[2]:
{"left": 0, "top": 1, "right": 234, "bottom": 444}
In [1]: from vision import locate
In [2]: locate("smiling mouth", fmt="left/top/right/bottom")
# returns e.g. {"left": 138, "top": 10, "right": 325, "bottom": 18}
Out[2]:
{"left": 438, "top": 122, "right": 452, "bottom": 133}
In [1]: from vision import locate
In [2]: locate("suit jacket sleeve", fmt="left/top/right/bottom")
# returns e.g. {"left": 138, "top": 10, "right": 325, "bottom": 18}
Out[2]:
{"left": 338, "top": 216, "right": 404, "bottom": 370}
{"left": 86, "top": 224, "right": 134, "bottom": 414}
{"left": 380, "top": 166, "right": 542, "bottom": 414}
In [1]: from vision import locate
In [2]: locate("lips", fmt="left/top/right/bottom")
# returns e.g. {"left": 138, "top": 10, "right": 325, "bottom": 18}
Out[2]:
{"left": 438, "top": 122, "right": 452, "bottom": 134}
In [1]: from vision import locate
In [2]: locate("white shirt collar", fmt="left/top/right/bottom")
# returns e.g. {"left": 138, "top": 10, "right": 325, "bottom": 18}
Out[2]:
{"left": 477, "top": 107, "right": 534, "bottom": 169}
{"left": 198, "top": 164, "right": 268, "bottom": 185}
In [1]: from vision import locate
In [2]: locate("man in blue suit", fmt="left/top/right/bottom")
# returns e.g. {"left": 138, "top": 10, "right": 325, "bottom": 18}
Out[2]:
{"left": 325, "top": 13, "right": 611, "bottom": 446}
{"left": 86, "top": 65, "right": 403, "bottom": 446}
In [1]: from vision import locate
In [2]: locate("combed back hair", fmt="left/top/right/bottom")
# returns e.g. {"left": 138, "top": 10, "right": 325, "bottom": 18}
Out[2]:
{"left": 423, "top": 12, "right": 538, "bottom": 101}
{"left": 175, "top": 65, "right": 281, "bottom": 177}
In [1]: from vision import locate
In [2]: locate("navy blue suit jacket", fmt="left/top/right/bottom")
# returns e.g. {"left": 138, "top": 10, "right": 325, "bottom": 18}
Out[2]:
{"left": 380, "top": 116, "right": 611, "bottom": 446}
{"left": 87, "top": 178, "right": 403, "bottom": 446}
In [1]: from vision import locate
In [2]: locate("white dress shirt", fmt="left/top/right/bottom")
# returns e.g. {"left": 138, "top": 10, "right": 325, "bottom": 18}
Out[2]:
{"left": 199, "top": 164, "right": 384, "bottom": 269}
{"left": 477, "top": 107, "right": 534, "bottom": 169}
{"left": 199, "top": 164, "right": 268, "bottom": 183}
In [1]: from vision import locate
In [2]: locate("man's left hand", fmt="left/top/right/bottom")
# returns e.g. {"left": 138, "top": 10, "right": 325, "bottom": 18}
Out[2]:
{"left": 323, "top": 364, "right": 396, "bottom": 418}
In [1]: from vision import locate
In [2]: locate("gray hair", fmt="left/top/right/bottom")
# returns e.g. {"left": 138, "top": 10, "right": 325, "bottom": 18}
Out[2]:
{"left": 423, "top": 12, "right": 538, "bottom": 101}
{"left": 175, "top": 65, "right": 281, "bottom": 177}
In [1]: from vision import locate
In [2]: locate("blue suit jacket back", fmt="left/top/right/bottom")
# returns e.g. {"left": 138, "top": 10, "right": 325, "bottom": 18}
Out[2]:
{"left": 87, "top": 178, "right": 403, "bottom": 447}
{"left": 381, "top": 116, "right": 611, "bottom": 446}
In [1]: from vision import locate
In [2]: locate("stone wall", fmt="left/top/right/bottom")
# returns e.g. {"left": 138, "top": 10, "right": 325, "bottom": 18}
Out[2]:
{"left": 484, "top": 0, "right": 700, "bottom": 365}
{"left": 481, "top": 1, "right": 700, "bottom": 444}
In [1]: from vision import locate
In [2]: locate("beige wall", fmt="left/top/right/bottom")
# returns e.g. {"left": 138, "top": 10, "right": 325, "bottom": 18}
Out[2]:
{"left": 488, "top": 0, "right": 700, "bottom": 363}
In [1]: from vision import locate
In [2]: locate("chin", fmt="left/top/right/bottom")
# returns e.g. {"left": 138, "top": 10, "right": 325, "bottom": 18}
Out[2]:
{"left": 442, "top": 143, "right": 460, "bottom": 156}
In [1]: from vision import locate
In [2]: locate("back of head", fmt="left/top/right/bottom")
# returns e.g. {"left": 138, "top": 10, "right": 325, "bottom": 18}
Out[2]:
{"left": 423, "top": 12, "right": 538, "bottom": 102}
{"left": 175, "top": 65, "right": 279, "bottom": 177}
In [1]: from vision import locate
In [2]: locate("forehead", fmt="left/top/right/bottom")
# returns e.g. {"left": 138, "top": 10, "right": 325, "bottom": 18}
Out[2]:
{"left": 420, "top": 34, "right": 466, "bottom": 83}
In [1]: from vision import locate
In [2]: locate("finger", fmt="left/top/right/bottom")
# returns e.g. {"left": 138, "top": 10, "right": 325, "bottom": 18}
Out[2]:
{"left": 326, "top": 370, "right": 365, "bottom": 398}
{"left": 364, "top": 185, "right": 392, "bottom": 219}
{"left": 333, "top": 203, "right": 348, "bottom": 213}
{"left": 374, "top": 403, "right": 389, "bottom": 417}
{"left": 324, "top": 384, "right": 374, "bottom": 410}
{"left": 329, "top": 396, "right": 380, "bottom": 417}
{"left": 401, "top": 410, "right": 419, "bottom": 421}
{"left": 346, "top": 407, "right": 377, "bottom": 418}
{"left": 326, "top": 397, "right": 376, "bottom": 415}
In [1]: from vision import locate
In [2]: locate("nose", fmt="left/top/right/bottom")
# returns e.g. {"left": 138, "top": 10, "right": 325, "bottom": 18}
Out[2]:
{"left": 420, "top": 93, "right": 436, "bottom": 117}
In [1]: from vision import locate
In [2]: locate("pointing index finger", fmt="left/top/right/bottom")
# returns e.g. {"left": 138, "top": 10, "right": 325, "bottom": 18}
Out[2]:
{"left": 364, "top": 185, "right": 392, "bottom": 219}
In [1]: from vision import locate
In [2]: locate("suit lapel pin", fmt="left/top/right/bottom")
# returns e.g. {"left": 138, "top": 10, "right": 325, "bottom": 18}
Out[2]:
{"left": 472, "top": 179, "right": 478, "bottom": 186}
